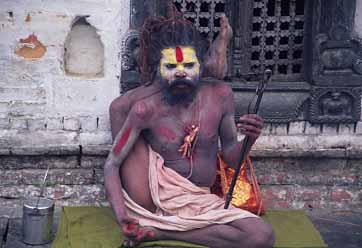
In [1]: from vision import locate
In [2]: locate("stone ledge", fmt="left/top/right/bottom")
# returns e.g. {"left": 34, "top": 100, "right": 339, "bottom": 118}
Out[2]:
{"left": 1, "top": 146, "right": 362, "bottom": 158}
{"left": 82, "top": 144, "right": 112, "bottom": 155}
{"left": 1, "top": 134, "right": 362, "bottom": 158}
{"left": 250, "top": 148, "right": 348, "bottom": 158}
{"left": 10, "top": 145, "right": 80, "bottom": 156}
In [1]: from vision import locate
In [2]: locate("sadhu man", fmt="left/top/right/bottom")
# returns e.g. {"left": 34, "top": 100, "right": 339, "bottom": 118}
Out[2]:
{"left": 104, "top": 9, "right": 275, "bottom": 248}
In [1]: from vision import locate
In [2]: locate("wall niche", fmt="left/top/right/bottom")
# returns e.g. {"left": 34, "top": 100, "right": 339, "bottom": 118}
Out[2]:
{"left": 64, "top": 17, "right": 104, "bottom": 77}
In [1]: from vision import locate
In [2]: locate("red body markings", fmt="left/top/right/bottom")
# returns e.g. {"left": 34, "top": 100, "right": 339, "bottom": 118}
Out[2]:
{"left": 176, "top": 46, "right": 184, "bottom": 62}
{"left": 158, "top": 126, "right": 177, "bottom": 141}
{"left": 113, "top": 127, "right": 132, "bottom": 155}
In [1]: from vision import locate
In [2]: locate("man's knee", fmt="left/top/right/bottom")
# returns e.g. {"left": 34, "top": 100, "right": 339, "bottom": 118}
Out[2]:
{"left": 231, "top": 218, "right": 275, "bottom": 248}
{"left": 248, "top": 220, "right": 275, "bottom": 248}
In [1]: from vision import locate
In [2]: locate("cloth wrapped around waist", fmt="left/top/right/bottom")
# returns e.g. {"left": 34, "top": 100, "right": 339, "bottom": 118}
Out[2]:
{"left": 123, "top": 146, "right": 258, "bottom": 231}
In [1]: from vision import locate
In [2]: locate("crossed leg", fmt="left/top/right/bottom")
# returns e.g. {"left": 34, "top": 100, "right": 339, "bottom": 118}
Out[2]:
{"left": 146, "top": 217, "right": 275, "bottom": 248}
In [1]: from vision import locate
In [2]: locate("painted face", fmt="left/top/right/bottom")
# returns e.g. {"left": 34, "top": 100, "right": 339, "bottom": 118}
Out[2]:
{"left": 159, "top": 46, "right": 201, "bottom": 84}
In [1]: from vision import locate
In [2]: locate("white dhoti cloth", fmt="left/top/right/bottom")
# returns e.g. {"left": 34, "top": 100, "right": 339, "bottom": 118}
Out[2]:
{"left": 123, "top": 147, "right": 258, "bottom": 231}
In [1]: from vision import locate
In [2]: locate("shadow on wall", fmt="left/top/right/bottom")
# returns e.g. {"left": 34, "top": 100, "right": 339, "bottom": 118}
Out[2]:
{"left": 64, "top": 16, "right": 104, "bottom": 77}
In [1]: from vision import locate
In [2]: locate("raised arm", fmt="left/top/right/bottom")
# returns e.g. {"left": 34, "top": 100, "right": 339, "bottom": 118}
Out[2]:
{"left": 219, "top": 85, "right": 264, "bottom": 169}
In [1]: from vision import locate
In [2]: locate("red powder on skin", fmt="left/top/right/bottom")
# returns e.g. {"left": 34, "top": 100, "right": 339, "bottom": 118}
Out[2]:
{"left": 113, "top": 127, "right": 132, "bottom": 155}
{"left": 158, "top": 126, "right": 177, "bottom": 141}
{"left": 176, "top": 46, "right": 183, "bottom": 62}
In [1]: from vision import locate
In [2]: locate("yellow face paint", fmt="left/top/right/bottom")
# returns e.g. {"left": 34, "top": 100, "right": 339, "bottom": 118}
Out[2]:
{"left": 159, "top": 46, "right": 200, "bottom": 82}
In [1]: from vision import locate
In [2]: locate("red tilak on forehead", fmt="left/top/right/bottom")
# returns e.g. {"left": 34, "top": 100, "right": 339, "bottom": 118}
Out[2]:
{"left": 176, "top": 46, "right": 184, "bottom": 62}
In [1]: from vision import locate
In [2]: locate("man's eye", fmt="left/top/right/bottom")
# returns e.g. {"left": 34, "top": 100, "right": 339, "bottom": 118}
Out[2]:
{"left": 165, "top": 64, "right": 177, "bottom": 69}
{"left": 184, "top": 62, "right": 195, "bottom": 69}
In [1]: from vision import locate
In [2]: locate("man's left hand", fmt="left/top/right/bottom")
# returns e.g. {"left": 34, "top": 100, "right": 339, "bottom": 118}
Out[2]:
{"left": 237, "top": 114, "right": 264, "bottom": 142}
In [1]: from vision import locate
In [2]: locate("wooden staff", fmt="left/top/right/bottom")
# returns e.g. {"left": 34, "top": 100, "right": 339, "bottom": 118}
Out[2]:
{"left": 224, "top": 69, "right": 272, "bottom": 209}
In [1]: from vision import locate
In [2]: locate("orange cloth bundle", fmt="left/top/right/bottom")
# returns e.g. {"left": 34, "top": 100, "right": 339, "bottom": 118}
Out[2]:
{"left": 212, "top": 154, "right": 265, "bottom": 216}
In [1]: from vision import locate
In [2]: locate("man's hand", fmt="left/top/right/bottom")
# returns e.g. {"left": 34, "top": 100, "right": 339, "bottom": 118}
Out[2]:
{"left": 121, "top": 215, "right": 156, "bottom": 247}
{"left": 237, "top": 114, "right": 264, "bottom": 142}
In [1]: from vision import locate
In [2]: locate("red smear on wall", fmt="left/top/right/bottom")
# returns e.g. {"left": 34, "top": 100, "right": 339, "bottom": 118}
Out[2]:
{"left": 113, "top": 127, "right": 132, "bottom": 155}
{"left": 15, "top": 34, "right": 46, "bottom": 60}
{"left": 176, "top": 46, "right": 183, "bottom": 62}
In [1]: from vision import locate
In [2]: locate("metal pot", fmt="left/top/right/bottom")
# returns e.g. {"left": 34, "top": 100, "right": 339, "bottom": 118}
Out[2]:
{"left": 22, "top": 197, "right": 54, "bottom": 245}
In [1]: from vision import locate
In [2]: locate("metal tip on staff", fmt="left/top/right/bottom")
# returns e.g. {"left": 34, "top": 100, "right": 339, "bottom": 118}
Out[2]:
{"left": 265, "top": 69, "right": 272, "bottom": 79}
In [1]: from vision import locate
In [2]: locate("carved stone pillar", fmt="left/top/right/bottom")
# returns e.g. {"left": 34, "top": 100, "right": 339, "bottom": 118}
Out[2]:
{"left": 309, "top": 0, "right": 362, "bottom": 123}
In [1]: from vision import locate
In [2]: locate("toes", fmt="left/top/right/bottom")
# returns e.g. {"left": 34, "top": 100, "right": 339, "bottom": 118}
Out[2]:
{"left": 122, "top": 239, "right": 136, "bottom": 248}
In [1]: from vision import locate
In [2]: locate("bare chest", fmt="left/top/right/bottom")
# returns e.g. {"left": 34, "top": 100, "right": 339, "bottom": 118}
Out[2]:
{"left": 144, "top": 107, "right": 221, "bottom": 158}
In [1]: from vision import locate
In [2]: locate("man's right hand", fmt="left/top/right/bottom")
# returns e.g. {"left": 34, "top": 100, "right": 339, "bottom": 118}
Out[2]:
{"left": 120, "top": 215, "right": 156, "bottom": 247}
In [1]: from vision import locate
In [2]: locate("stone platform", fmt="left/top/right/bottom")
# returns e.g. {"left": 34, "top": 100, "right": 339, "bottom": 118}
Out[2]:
{"left": 0, "top": 207, "right": 361, "bottom": 248}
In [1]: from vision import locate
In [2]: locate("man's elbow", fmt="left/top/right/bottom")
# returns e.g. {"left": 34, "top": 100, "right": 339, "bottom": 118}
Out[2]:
{"left": 220, "top": 149, "right": 240, "bottom": 170}
{"left": 104, "top": 160, "right": 117, "bottom": 183}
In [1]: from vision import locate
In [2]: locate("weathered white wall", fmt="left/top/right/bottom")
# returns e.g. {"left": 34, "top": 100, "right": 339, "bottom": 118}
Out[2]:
{"left": 0, "top": 0, "right": 130, "bottom": 148}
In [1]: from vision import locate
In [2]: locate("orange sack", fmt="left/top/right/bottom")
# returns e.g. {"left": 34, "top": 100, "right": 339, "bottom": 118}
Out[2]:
{"left": 211, "top": 154, "right": 265, "bottom": 216}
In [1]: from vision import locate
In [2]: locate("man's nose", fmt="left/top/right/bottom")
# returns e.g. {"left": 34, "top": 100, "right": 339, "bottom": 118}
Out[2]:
{"left": 175, "top": 69, "right": 186, "bottom": 78}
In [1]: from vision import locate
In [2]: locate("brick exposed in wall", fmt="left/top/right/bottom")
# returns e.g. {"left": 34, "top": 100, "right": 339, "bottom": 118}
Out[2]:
{"left": 27, "top": 118, "right": 46, "bottom": 131}
{"left": 4, "top": 101, "right": 46, "bottom": 117}
{"left": 97, "top": 115, "right": 111, "bottom": 131}
{"left": 79, "top": 131, "right": 112, "bottom": 145}
{"left": 254, "top": 157, "right": 361, "bottom": 186}
{"left": 22, "top": 169, "right": 94, "bottom": 185}
{"left": 81, "top": 156, "right": 106, "bottom": 169}
{"left": 0, "top": 118, "right": 10, "bottom": 129}
{"left": 9, "top": 118, "right": 27, "bottom": 130}
{"left": 0, "top": 185, "right": 24, "bottom": 200}
{"left": 0, "top": 170, "right": 23, "bottom": 186}
{"left": 80, "top": 116, "right": 98, "bottom": 132}
{"left": 46, "top": 117, "right": 64, "bottom": 130}
{"left": 82, "top": 145, "right": 111, "bottom": 156}
{"left": 0, "top": 156, "right": 78, "bottom": 170}
{"left": 63, "top": 117, "right": 80, "bottom": 131}
{"left": 0, "top": 184, "right": 107, "bottom": 206}
{"left": 0, "top": 130, "right": 79, "bottom": 148}
{"left": 94, "top": 169, "right": 104, "bottom": 184}
{"left": 262, "top": 185, "right": 362, "bottom": 210}
{"left": 0, "top": 87, "right": 46, "bottom": 102}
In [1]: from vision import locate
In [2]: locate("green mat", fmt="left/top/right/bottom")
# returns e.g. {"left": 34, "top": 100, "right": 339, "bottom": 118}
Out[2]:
{"left": 52, "top": 207, "right": 327, "bottom": 248}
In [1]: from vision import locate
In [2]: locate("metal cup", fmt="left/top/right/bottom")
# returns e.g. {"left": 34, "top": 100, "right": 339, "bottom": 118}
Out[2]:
{"left": 22, "top": 197, "right": 54, "bottom": 245}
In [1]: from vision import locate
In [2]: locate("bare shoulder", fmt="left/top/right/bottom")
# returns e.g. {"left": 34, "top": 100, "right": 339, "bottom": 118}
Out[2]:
{"left": 201, "top": 79, "right": 233, "bottom": 101}
{"left": 109, "top": 84, "right": 160, "bottom": 115}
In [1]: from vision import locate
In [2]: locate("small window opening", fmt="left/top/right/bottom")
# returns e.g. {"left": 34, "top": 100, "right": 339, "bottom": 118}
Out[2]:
{"left": 64, "top": 16, "right": 104, "bottom": 77}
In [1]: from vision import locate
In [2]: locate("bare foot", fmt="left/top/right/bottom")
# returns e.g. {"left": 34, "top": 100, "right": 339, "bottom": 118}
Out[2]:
{"left": 121, "top": 225, "right": 158, "bottom": 247}
{"left": 202, "top": 15, "right": 233, "bottom": 79}
{"left": 219, "top": 14, "right": 233, "bottom": 42}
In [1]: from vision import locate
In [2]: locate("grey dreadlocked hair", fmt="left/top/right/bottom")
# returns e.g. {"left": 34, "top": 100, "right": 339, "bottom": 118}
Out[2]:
{"left": 139, "top": 5, "right": 206, "bottom": 84}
